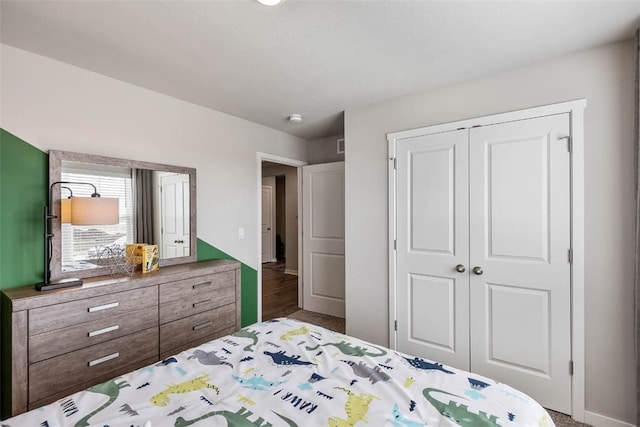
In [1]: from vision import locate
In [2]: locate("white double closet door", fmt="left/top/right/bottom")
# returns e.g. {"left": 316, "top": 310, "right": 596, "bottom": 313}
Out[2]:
{"left": 395, "top": 113, "right": 572, "bottom": 413}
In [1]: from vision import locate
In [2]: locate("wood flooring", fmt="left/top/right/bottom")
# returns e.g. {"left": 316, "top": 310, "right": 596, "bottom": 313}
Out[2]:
{"left": 261, "top": 261, "right": 299, "bottom": 321}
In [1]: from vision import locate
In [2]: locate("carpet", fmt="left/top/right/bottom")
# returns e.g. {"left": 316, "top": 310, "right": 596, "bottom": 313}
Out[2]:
{"left": 285, "top": 309, "right": 345, "bottom": 333}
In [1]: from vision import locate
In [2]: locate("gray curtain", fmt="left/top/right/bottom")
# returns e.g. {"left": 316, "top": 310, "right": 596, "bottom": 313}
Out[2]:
{"left": 635, "top": 27, "right": 639, "bottom": 427}
{"left": 134, "top": 169, "right": 154, "bottom": 244}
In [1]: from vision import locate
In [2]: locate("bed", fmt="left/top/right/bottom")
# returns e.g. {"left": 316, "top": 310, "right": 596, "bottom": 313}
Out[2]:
{"left": 3, "top": 318, "right": 554, "bottom": 426}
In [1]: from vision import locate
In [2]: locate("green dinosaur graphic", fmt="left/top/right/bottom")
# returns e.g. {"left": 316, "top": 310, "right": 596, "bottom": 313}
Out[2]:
{"left": 422, "top": 388, "right": 500, "bottom": 427}
{"left": 174, "top": 406, "right": 298, "bottom": 427}
{"left": 74, "top": 378, "right": 130, "bottom": 427}
{"left": 305, "top": 340, "right": 387, "bottom": 357}
{"left": 233, "top": 329, "right": 260, "bottom": 352}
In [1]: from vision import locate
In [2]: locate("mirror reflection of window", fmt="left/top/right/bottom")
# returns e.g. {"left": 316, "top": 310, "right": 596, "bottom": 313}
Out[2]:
{"left": 61, "top": 163, "right": 133, "bottom": 272}
{"left": 60, "top": 161, "right": 192, "bottom": 273}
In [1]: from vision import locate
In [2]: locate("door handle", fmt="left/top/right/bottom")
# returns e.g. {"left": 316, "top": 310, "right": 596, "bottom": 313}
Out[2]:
{"left": 455, "top": 264, "right": 466, "bottom": 273}
{"left": 473, "top": 266, "right": 483, "bottom": 275}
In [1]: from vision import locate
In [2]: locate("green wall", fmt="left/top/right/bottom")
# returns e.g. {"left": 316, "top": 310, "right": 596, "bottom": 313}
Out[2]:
{"left": 0, "top": 128, "right": 258, "bottom": 322}
{"left": 197, "top": 239, "right": 257, "bottom": 327}
{"left": 0, "top": 129, "right": 48, "bottom": 291}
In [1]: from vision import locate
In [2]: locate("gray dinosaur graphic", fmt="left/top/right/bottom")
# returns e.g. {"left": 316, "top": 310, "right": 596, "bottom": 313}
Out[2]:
{"left": 188, "top": 349, "right": 233, "bottom": 368}
{"left": 341, "top": 360, "right": 390, "bottom": 384}
{"left": 305, "top": 340, "right": 387, "bottom": 357}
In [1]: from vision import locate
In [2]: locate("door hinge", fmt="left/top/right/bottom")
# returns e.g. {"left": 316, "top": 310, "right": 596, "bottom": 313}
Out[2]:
{"left": 560, "top": 136, "right": 572, "bottom": 152}
{"left": 394, "top": 239, "right": 397, "bottom": 250}
{"left": 394, "top": 320, "right": 397, "bottom": 331}
{"left": 568, "top": 248, "right": 573, "bottom": 264}
{"left": 391, "top": 158, "right": 397, "bottom": 169}
{"left": 569, "top": 360, "right": 574, "bottom": 376}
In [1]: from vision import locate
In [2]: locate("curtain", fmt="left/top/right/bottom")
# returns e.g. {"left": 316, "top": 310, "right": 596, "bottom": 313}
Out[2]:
{"left": 134, "top": 168, "right": 155, "bottom": 244}
{"left": 634, "top": 27, "right": 639, "bottom": 427}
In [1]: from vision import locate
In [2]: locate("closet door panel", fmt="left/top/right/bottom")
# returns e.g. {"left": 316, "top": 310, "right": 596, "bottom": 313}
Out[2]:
{"left": 396, "top": 130, "right": 470, "bottom": 369}
{"left": 468, "top": 113, "right": 572, "bottom": 414}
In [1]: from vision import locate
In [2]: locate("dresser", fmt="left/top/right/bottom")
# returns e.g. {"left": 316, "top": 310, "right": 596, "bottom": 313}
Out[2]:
{"left": 0, "top": 259, "right": 241, "bottom": 418}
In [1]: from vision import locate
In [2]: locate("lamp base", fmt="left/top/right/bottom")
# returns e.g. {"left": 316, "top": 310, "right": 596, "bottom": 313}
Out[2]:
{"left": 35, "top": 278, "right": 83, "bottom": 291}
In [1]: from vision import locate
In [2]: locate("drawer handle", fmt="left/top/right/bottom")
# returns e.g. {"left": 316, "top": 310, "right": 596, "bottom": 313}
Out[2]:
{"left": 88, "top": 352, "right": 120, "bottom": 367}
{"left": 88, "top": 324, "right": 119, "bottom": 337}
{"left": 192, "top": 321, "right": 213, "bottom": 331}
{"left": 192, "top": 282, "right": 211, "bottom": 290}
{"left": 192, "top": 299, "right": 211, "bottom": 308}
{"left": 88, "top": 302, "right": 119, "bottom": 313}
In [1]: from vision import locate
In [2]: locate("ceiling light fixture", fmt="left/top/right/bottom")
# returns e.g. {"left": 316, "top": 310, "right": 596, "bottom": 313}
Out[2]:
{"left": 288, "top": 114, "right": 303, "bottom": 123}
{"left": 256, "top": 0, "right": 283, "bottom": 6}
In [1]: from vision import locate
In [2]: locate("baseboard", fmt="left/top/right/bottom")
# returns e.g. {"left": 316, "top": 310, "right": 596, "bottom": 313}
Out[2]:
{"left": 284, "top": 269, "right": 298, "bottom": 276}
{"left": 585, "top": 411, "right": 636, "bottom": 427}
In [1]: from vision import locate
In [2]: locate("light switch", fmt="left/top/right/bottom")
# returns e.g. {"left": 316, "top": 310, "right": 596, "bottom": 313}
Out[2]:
{"left": 237, "top": 227, "right": 245, "bottom": 239}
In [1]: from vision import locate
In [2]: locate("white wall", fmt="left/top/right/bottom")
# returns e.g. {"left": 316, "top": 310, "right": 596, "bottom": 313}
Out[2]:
{"left": 0, "top": 44, "right": 307, "bottom": 270}
{"left": 345, "top": 39, "right": 635, "bottom": 425}
{"left": 308, "top": 134, "right": 344, "bottom": 164}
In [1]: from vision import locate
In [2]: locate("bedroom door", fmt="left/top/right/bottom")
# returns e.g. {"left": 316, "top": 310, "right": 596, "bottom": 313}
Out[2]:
{"left": 468, "top": 114, "right": 572, "bottom": 414}
{"left": 262, "top": 177, "right": 276, "bottom": 263}
{"left": 302, "top": 162, "right": 345, "bottom": 318}
{"left": 395, "top": 129, "right": 471, "bottom": 369}
{"left": 394, "top": 113, "right": 572, "bottom": 414}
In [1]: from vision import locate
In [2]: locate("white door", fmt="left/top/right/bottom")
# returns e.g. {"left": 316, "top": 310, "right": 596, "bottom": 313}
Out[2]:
{"left": 468, "top": 114, "right": 571, "bottom": 414}
{"left": 395, "top": 129, "right": 470, "bottom": 369}
{"left": 261, "top": 177, "right": 276, "bottom": 263}
{"left": 394, "top": 113, "right": 572, "bottom": 414}
{"left": 302, "top": 162, "right": 345, "bottom": 318}
{"left": 160, "top": 173, "right": 189, "bottom": 258}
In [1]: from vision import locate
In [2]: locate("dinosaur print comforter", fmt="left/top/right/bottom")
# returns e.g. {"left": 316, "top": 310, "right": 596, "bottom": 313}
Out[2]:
{"left": 5, "top": 318, "right": 555, "bottom": 426}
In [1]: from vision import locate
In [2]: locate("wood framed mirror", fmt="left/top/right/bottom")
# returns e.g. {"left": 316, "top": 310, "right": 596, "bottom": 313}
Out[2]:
{"left": 49, "top": 150, "right": 197, "bottom": 281}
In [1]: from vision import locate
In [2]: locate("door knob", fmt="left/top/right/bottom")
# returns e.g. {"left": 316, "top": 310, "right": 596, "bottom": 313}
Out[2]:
{"left": 473, "top": 266, "right": 483, "bottom": 275}
{"left": 455, "top": 264, "right": 466, "bottom": 273}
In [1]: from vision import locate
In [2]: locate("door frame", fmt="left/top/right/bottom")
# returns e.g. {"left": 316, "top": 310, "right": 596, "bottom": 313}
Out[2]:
{"left": 387, "top": 99, "right": 586, "bottom": 422}
{"left": 256, "top": 153, "right": 307, "bottom": 322}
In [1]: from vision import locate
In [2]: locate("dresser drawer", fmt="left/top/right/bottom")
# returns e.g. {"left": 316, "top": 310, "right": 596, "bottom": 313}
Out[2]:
{"left": 28, "top": 327, "right": 158, "bottom": 405}
{"left": 159, "top": 304, "right": 235, "bottom": 355}
{"left": 29, "top": 286, "right": 158, "bottom": 335}
{"left": 29, "top": 306, "right": 158, "bottom": 363}
{"left": 159, "top": 285, "right": 235, "bottom": 324}
{"left": 159, "top": 270, "right": 235, "bottom": 304}
{"left": 160, "top": 325, "right": 236, "bottom": 360}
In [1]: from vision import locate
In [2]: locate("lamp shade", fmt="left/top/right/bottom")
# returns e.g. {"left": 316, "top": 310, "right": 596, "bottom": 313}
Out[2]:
{"left": 70, "top": 197, "right": 119, "bottom": 225}
{"left": 61, "top": 198, "right": 72, "bottom": 223}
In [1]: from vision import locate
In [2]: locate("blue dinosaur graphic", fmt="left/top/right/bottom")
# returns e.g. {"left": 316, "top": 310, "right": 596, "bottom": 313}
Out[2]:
{"left": 388, "top": 403, "right": 425, "bottom": 427}
{"left": 402, "top": 356, "right": 455, "bottom": 374}
{"left": 468, "top": 378, "right": 490, "bottom": 390}
{"left": 232, "top": 374, "right": 288, "bottom": 391}
{"left": 188, "top": 349, "right": 233, "bottom": 368}
{"left": 264, "top": 350, "right": 316, "bottom": 367}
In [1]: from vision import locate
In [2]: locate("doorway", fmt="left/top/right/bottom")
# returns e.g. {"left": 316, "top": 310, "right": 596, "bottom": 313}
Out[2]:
{"left": 257, "top": 154, "right": 306, "bottom": 322}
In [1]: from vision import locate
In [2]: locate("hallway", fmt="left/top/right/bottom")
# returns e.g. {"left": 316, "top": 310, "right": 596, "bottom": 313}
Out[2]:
{"left": 261, "top": 261, "right": 299, "bottom": 321}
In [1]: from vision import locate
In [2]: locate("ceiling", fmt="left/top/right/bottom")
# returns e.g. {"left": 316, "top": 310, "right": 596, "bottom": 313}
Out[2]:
{"left": 1, "top": 1, "right": 638, "bottom": 140}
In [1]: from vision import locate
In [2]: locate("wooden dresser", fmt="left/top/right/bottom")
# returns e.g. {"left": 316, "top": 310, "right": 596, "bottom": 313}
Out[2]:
{"left": 1, "top": 259, "right": 241, "bottom": 418}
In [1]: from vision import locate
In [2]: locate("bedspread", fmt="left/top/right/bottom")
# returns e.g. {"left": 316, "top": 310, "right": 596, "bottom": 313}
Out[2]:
{"left": 5, "top": 318, "right": 554, "bottom": 426}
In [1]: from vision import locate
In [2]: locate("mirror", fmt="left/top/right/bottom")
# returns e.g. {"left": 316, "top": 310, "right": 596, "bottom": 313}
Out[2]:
{"left": 49, "top": 150, "right": 197, "bottom": 280}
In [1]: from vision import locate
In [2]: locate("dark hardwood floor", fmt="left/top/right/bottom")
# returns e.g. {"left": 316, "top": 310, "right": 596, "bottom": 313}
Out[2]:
{"left": 262, "top": 261, "right": 299, "bottom": 321}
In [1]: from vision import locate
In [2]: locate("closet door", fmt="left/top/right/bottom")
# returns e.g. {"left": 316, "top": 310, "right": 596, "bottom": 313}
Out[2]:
{"left": 396, "top": 129, "right": 470, "bottom": 369}
{"left": 468, "top": 113, "right": 572, "bottom": 414}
